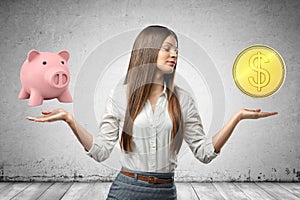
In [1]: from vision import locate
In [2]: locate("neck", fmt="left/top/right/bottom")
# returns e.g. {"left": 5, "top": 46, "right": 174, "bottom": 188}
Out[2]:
{"left": 150, "top": 73, "right": 164, "bottom": 96}
{"left": 153, "top": 69, "right": 164, "bottom": 85}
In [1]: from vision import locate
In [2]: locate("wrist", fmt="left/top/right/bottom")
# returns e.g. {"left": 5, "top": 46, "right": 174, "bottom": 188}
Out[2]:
{"left": 64, "top": 112, "right": 74, "bottom": 124}
{"left": 235, "top": 109, "right": 243, "bottom": 122}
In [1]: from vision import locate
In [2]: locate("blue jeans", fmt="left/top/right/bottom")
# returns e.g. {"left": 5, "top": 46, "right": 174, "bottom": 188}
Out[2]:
{"left": 106, "top": 168, "right": 177, "bottom": 200}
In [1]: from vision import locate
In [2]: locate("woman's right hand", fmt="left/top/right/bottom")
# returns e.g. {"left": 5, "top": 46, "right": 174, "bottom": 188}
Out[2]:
{"left": 26, "top": 108, "right": 72, "bottom": 123}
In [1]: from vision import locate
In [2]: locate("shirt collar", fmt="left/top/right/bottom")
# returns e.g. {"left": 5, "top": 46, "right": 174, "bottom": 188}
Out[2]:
{"left": 161, "top": 81, "right": 167, "bottom": 97}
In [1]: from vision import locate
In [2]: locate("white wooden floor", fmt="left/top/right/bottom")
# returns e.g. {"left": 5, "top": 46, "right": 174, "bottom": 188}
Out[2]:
{"left": 0, "top": 182, "right": 299, "bottom": 200}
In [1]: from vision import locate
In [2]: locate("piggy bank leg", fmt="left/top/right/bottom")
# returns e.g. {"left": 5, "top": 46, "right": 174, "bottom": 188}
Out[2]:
{"left": 28, "top": 90, "right": 43, "bottom": 106}
{"left": 57, "top": 90, "right": 73, "bottom": 103}
{"left": 18, "top": 88, "right": 30, "bottom": 99}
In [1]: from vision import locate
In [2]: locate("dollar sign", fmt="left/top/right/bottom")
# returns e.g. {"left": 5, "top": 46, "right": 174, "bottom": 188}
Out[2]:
{"left": 248, "top": 51, "right": 270, "bottom": 91}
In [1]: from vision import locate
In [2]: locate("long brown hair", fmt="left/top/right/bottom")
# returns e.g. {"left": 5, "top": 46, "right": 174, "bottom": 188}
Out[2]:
{"left": 120, "top": 25, "right": 184, "bottom": 154}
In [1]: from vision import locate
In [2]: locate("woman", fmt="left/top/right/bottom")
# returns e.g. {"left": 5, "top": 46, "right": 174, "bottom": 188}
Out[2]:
{"left": 27, "top": 25, "right": 277, "bottom": 200}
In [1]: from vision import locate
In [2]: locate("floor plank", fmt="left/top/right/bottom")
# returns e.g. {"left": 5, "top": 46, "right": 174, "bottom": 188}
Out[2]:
{"left": 0, "top": 182, "right": 31, "bottom": 200}
{"left": 192, "top": 182, "right": 225, "bottom": 200}
{"left": 79, "top": 182, "right": 111, "bottom": 200}
{"left": 256, "top": 182, "right": 300, "bottom": 200}
{"left": 11, "top": 182, "right": 53, "bottom": 200}
{"left": 0, "top": 181, "right": 299, "bottom": 199}
{"left": 213, "top": 182, "right": 250, "bottom": 200}
{"left": 234, "top": 182, "right": 275, "bottom": 200}
{"left": 60, "top": 182, "right": 94, "bottom": 200}
{"left": 37, "top": 182, "right": 73, "bottom": 200}
{"left": 0, "top": 182, "right": 12, "bottom": 193}
{"left": 0, "top": 182, "right": 10, "bottom": 190}
{"left": 176, "top": 183, "right": 199, "bottom": 200}
{"left": 276, "top": 182, "right": 300, "bottom": 198}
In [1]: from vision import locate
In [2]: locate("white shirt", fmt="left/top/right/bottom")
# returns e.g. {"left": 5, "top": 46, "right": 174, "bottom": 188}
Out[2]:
{"left": 86, "top": 82, "right": 219, "bottom": 173}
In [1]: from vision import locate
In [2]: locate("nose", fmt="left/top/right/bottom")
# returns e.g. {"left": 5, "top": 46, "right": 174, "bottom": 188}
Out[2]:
{"left": 170, "top": 49, "right": 178, "bottom": 58}
{"left": 51, "top": 71, "right": 69, "bottom": 88}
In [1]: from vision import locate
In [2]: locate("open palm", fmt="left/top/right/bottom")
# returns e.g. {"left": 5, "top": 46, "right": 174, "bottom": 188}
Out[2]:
{"left": 27, "top": 109, "right": 69, "bottom": 122}
{"left": 238, "top": 108, "right": 278, "bottom": 120}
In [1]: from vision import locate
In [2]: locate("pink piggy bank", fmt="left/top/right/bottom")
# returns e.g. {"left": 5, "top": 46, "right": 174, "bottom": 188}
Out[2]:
{"left": 18, "top": 49, "right": 73, "bottom": 106}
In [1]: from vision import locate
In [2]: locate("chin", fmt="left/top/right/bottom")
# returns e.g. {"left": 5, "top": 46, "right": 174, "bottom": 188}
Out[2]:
{"left": 157, "top": 65, "right": 175, "bottom": 74}
{"left": 165, "top": 69, "right": 174, "bottom": 74}
{"left": 168, "top": 66, "right": 175, "bottom": 72}
{"left": 165, "top": 66, "right": 175, "bottom": 73}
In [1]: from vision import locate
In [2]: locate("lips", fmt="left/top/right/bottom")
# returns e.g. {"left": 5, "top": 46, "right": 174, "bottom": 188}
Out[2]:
{"left": 166, "top": 61, "right": 176, "bottom": 66}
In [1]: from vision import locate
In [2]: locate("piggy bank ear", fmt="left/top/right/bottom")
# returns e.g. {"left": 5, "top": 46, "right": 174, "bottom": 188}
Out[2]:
{"left": 27, "top": 49, "right": 40, "bottom": 62}
{"left": 58, "top": 50, "right": 70, "bottom": 61}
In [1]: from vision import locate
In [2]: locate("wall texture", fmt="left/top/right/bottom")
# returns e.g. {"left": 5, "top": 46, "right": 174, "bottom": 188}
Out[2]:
{"left": 0, "top": 0, "right": 299, "bottom": 182}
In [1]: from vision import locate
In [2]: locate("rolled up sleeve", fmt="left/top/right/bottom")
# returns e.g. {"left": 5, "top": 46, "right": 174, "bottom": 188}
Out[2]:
{"left": 184, "top": 96, "right": 219, "bottom": 164}
{"left": 86, "top": 89, "right": 120, "bottom": 162}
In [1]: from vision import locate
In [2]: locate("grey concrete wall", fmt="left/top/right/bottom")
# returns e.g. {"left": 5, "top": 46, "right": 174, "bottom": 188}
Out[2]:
{"left": 0, "top": 0, "right": 299, "bottom": 182}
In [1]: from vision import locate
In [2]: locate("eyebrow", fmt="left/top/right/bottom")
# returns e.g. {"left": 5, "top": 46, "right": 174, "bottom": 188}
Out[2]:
{"left": 163, "top": 42, "right": 178, "bottom": 48}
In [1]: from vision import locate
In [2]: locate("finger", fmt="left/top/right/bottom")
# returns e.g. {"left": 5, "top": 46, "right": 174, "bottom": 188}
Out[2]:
{"left": 258, "top": 112, "right": 278, "bottom": 118}
{"left": 26, "top": 116, "right": 36, "bottom": 121}
{"left": 42, "top": 110, "right": 52, "bottom": 115}
{"left": 26, "top": 116, "right": 49, "bottom": 122}
{"left": 244, "top": 108, "right": 260, "bottom": 112}
{"left": 268, "top": 111, "right": 278, "bottom": 116}
{"left": 32, "top": 117, "right": 51, "bottom": 122}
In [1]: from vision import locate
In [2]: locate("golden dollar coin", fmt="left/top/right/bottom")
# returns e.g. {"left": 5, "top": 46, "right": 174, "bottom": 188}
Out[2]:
{"left": 232, "top": 45, "right": 285, "bottom": 98}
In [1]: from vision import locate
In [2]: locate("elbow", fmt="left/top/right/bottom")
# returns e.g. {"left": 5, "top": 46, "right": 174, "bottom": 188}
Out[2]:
{"left": 197, "top": 156, "right": 214, "bottom": 164}
{"left": 194, "top": 149, "right": 218, "bottom": 164}
{"left": 86, "top": 144, "right": 111, "bottom": 163}
{"left": 90, "top": 153, "right": 110, "bottom": 163}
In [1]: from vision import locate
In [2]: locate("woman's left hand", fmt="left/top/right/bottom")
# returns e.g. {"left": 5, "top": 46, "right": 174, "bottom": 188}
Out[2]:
{"left": 237, "top": 108, "right": 278, "bottom": 121}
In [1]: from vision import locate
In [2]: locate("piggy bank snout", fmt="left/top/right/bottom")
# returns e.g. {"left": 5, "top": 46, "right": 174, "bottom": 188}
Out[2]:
{"left": 49, "top": 71, "right": 69, "bottom": 88}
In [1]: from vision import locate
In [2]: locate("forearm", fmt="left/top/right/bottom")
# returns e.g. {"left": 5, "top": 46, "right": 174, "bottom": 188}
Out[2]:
{"left": 212, "top": 111, "right": 241, "bottom": 153}
{"left": 65, "top": 113, "right": 93, "bottom": 152}
{"left": 212, "top": 107, "right": 277, "bottom": 153}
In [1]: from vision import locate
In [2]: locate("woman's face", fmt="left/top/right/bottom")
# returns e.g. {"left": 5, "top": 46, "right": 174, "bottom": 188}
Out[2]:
{"left": 156, "top": 35, "right": 178, "bottom": 74}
